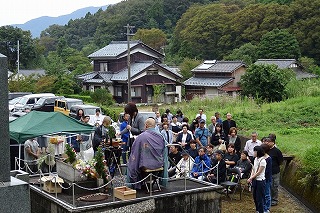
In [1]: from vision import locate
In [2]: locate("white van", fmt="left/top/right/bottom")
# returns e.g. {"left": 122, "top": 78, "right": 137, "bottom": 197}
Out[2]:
{"left": 13, "top": 93, "right": 55, "bottom": 112}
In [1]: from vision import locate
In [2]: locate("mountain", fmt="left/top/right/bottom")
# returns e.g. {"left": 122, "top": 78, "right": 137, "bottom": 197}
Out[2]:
{"left": 12, "top": 5, "right": 108, "bottom": 38}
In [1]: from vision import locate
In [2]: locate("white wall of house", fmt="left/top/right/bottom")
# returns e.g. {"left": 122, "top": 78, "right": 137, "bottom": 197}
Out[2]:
{"left": 108, "top": 86, "right": 114, "bottom": 94}
{"left": 205, "top": 87, "right": 219, "bottom": 98}
{"left": 176, "top": 85, "right": 182, "bottom": 102}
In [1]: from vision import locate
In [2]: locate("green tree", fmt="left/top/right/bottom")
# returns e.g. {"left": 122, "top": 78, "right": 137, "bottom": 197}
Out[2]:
{"left": 133, "top": 28, "right": 167, "bottom": 51}
{"left": 153, "top": 84, "right": 165, "bottom": 103}
{"left": 179, "top": 58, "right": 202, "bottom": 81}
{"left": 0, "top": 26, "right": 37, "bottom": 71}
{"left": 240, "top": 64, "right": 294, "bottom": 102}
{"left": 299, "top": 57, "right": 320, "bottom": 75}
{"left": 257, "top": 28, "right": 301, "bottom": 59}
{"left": 44, "top": 52, "right": 67, "bottom": 76}
{"left": 90, "top": 88, "right": 115, "bottom": 106}
{"left": 224, "top": 43, "right": 258, "bottom": 65}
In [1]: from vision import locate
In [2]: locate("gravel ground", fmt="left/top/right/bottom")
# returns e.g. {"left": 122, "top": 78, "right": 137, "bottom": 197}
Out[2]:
{"left": 221, "top": 186, "right": 313, "bottom": 213}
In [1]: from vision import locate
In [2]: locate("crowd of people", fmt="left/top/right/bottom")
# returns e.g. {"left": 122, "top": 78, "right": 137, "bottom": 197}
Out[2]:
{"left": 115, "top": 104, "right": 284, "bottom": 213}
{"left": 23, "top": 102, "right": 284, "bottom": 213}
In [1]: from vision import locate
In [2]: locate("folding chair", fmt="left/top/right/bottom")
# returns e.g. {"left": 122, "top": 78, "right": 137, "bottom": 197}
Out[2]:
{"left": 220, "top": 168, "right": 242, "bottom": 200}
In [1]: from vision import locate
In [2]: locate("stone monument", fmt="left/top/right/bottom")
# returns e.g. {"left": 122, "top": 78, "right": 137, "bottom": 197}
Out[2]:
{"left": 0, "top": 53, "right": 30, "bottom": 212}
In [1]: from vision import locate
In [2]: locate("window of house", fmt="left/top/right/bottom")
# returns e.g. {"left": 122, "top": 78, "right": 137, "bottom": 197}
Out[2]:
{"left": 100, "top": 63, "right": 108, "bottom": 71}
{"left": 115, "top": 86, "right": 122, "bottom": 96}
{"left": 131, "top": 87, "right": 141, "bottom": 97}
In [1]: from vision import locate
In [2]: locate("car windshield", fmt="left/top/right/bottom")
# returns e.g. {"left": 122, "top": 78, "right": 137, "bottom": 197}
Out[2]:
{"left": 35, "top": 97, "right": 46, "bottom": 105}
{"left": 67, "top": 101, "right": 83, "bottom": 109}
{"left": 9, "top": 97, "right": 21, "bottom": 105}
{"left": 84, "top": 108, "right": 98, "bottom": 115}
{"left": 17, "top": 97, "right": 28, "bottom": 105}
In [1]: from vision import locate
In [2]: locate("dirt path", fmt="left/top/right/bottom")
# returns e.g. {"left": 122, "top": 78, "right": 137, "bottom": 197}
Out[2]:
{"left": 222, "top": 186, "right": 313, "bottom": 213}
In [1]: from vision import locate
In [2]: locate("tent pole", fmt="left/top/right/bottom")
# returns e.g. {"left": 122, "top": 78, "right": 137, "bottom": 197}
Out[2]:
{"left": 18, "top": 143, "right": 21, "bottom": 170}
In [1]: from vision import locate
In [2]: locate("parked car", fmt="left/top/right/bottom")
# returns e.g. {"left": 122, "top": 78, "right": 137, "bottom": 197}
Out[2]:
{"left": 9, "top": 97, "right": 22, "bottom": 112}
{"left": 70, "top": 104, "right": 119, "bottom": 132}
{"left": 9, "top": 111, "right": 27, "bottom": 122}
{"left": 69, "top": 104, "right": 101, "bottom": 120}
{"left": 54, "top": 98, "right": 83, "bottom": 115}
{"left": 31, "top": 96, "right": 64, "bottom": 112}
{"left": 8, "top": 92, "right": 32, "bottom": 101}
{"left": 13, "top": 93, "right": 55, "bottom": 112}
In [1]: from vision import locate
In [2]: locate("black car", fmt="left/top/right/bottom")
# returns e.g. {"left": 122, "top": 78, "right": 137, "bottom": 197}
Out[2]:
{"left": 32, "top": 96, "right": 64, "bottom": 112}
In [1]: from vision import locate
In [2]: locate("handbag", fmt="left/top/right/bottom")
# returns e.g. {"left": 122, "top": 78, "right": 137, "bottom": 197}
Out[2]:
{"left": 218, "top": 141, "right": 226, "bottom": 151}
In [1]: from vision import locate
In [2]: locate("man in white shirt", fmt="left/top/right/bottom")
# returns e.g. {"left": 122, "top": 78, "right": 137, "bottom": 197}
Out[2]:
{"left": 244, "top": 132, "right": 262, "bottom": 163}
{"left": 91, "top": 108, "right": 104, "bottom": 126}
{"left": 196, "top": 108, "right": 207, "bottom": 123}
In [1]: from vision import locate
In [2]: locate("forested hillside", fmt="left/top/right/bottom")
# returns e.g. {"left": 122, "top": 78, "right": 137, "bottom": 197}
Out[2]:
{"left": 1, "top": 0, "right": 320, "bottom": 94}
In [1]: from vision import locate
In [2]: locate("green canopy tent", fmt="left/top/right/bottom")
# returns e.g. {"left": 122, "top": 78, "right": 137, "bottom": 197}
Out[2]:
{"left": 9, "top": 111, "right": 94, "bottom": 144}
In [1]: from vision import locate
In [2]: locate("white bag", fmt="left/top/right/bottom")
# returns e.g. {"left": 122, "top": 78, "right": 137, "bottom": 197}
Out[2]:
{"left": 83, "top": 147, "right": 94, "bottom": 161}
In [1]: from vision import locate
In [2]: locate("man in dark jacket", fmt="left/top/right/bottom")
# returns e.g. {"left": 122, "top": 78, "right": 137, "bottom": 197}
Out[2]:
{"left": 268, "top": 134, "right": 284, "bottom": 206}
{"left": 222, "top": 113, "right": 236, "bottom": 139}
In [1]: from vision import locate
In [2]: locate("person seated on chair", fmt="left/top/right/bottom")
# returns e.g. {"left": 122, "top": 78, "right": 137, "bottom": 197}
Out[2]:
{"left": 191, "top": 147, "right": 211, "bottom": 180}
{"left": 187, "top": 140, "right": 199, "bottom": 160}
{"left": 224, "top": 144, "right": 239, "bottom": 169}
{"left": 234, "top": 150, "right": 252, "bottom": 179}
{"left": 175, "top": 151, "right": 194, "bottom": 178}
{"left": 127, "top": 118, "right": 168, "bottom": 190}
{"left": 206, "top": 150, "right": 226, "bottom": 184}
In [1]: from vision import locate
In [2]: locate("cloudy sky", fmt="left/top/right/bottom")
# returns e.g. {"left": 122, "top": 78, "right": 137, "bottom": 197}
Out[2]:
{"left": 0, "top": 0, "right": 122, "bottom": 26}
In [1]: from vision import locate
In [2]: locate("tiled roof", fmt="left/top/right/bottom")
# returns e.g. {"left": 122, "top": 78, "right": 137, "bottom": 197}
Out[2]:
{"left": 184, "top": 77, "right": 233, "bottom": 87}
{"left": 88, "top": 41, "right": 140, "bottom": 58}
{"left": 19, "top": 69, "right": 45, "bottom": 76}
{"left": 255, "top": 59, "right": 318, "bottom": 79}
{"left": 192, "top": 60, "right": 245, "bottom": 73}
{"left": 255, "top": 59, "right": 297, "bottom": 69}
{"left": 295, "top": 70, "right": 318, "bottom": 80}
{"left": 78, "top": 71, "right": 113, "bottom": 83}
{"left": 111, "top": 62, "right": 154, "bottom": 81}
{"left": 111, "top": 61, "right": 183, "bottom": 81}
{"left": 158, "top": 64, "right": 183, "bottom": 78}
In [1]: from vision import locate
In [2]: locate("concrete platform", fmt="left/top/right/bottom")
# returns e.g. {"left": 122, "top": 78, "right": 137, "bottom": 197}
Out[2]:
{"left": 30, "top": 177, "right": 223, "bottom": 213}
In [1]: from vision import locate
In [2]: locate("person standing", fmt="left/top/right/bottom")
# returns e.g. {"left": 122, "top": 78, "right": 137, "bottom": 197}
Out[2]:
{"left": 119, "top": 113, "right": 130, "bottom": 164}
{"left": 262, "top": 141, "right": 273, "bottom": 213}
{"left": 123, "top": 102, "right": 145, "bottom": 153}
{"left": 196, "top": 109, "right": 207, "bottom": 124}
{"left": 207, "top": 116, "right": 217, "bottom": 137}
{"left": 215, "top": 112, "right": 223, "bottom": 125}
{"left": 247, "top": 146, "right": 266, "bottom": 213}
{"left": 222, "top": 113, "right": 236, "bottom": 139}
{"left": 24, "top": 138, "right": 40, "bottom": 173}
{"left": 268, "top": 133, "right": 284, "bottom": 206}
{"left": 244, "top": 132, "right": 262, "bottom": 163}
{"left": 91, "top": 108, "right": 104, "bottom": 126}
{"left": 195, "top": 119, "right": 209, "bottom": 147}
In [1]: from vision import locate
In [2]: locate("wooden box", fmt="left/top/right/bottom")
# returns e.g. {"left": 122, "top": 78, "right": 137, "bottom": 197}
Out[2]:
{"left": 56, "top": 160, "right": 87, "bottom": 182}
{"left": 114, "top": 186, "right": 136, "bottom": 200}
{"left": 41, "top": 176, "right": 64, "bottom": 194}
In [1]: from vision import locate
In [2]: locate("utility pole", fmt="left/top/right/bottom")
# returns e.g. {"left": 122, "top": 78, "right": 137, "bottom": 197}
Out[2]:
{"left": 124, "top": 24, "right": 135, "bottom": 103}
{"left": 17, "top": 40, "right": 19, "bottom": 75}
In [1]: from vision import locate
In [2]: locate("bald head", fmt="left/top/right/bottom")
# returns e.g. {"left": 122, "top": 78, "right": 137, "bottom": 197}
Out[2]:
{"left": 145, "top": 118, "right": 156, "bottom": 129}
{"left": 102, "top": 116, "right": 112, "bottom": 127}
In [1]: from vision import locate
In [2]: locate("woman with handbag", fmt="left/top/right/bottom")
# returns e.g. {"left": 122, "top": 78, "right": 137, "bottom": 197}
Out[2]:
{"left": 247, "top": 146, "right": 266, "bottom": 213}
{"left": 210, "top": 123, "right": 226, "bottom": 152}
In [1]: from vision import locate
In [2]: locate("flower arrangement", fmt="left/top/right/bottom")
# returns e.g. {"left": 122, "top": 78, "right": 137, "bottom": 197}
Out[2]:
{"left": 65, "top": 143, "right": 77, "bottom": 165}
{"left": 74, "top": 147, "right": 110, "bottom": 183}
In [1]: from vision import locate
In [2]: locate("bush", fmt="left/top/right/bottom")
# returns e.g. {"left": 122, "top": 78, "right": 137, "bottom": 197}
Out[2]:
{"left": 90, "top": 88, "right": 115, "bottom": 106}
{"left": 62, "top": 94, "right": 93, "bottom": 103}
{"left": 100, "top": 106, "right": 123, "bottom": 121}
